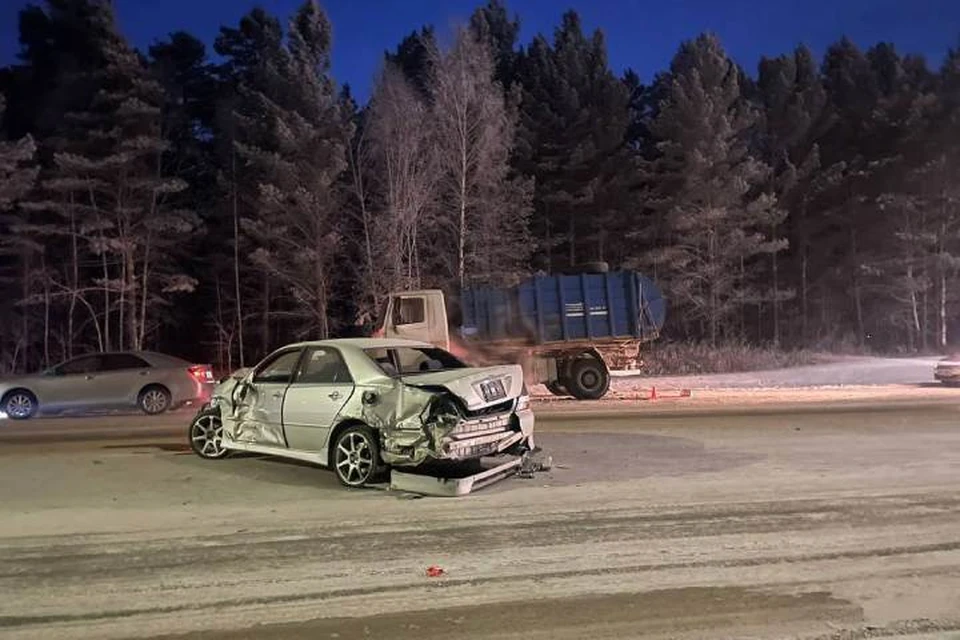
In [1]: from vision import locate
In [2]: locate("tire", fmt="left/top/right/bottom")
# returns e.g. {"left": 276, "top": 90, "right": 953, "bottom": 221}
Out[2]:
{"left": 3, "top": 389, "right": 38, "bottom": 420}
{"left": 566, "top": 356, "right": 610, "bottom": 400}
{"left": 545, "top": 381, "right": 568, "bottom": 397}
{"left": 332, "top": 424, "right": 380, "bottom": 487}
{"left": 139, "top": 385, "right": 171, "bottom": 415}
{"left": 188, "top": 408, "right": 228, "bottom": 459}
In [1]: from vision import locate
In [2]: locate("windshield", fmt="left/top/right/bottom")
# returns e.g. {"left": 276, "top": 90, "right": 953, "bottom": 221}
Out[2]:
{"left": 363, "top": 346, "right": 467, "bottom": 377}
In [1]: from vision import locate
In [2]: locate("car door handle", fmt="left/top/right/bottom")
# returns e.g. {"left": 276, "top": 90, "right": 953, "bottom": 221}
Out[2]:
{"left": 328, "top": 391, "right": 341, "bottom": 400}
{"left": 84, "top": 375, "right": 94, "bottom": 380}
{"left": 139, "top": 370, "right": 148, "bottom": 376}
{"left": 272, "top": 392, "right": 283, "bottom": 399}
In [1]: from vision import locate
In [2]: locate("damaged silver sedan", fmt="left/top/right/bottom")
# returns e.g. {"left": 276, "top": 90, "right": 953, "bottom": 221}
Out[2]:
{"left": 187, "top": 338, "right": 535, "bottom": 487}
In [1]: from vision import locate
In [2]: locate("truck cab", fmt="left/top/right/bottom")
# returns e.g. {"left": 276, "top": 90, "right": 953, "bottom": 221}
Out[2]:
{"left": 376, "top": 290, "right": 450, "bottom": 351}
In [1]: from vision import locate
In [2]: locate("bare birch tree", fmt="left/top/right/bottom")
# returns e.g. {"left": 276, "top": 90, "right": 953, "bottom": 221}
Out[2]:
{"left": 427, "top": 26, "right": 532, "bottom": 288}
{"left": 365, "top": 64, "right": 438, "bottom": 294}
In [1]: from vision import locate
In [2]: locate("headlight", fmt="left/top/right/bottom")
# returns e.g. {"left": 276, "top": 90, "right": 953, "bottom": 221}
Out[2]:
{"left": 516, "top": 395, "right": 530, "bottom": 412}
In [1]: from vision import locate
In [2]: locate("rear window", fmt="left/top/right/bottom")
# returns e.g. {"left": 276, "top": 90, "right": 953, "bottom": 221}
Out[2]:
{"left": 364, "top": 346, "right": 466, "bottom": 377}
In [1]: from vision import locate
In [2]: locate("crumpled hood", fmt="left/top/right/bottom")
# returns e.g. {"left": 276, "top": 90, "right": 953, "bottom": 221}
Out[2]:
{"left": 401, "top": 364, "right": 524, "bottom": 411}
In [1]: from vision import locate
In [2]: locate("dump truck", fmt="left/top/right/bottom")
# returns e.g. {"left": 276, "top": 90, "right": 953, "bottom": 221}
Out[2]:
{"left": 376, "top": 267, "right": 666, "bottom": 400}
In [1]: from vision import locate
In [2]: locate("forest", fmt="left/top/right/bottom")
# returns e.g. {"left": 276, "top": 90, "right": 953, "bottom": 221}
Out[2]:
{"left": 1, "top": 0, "right": 959, "bottom": 374}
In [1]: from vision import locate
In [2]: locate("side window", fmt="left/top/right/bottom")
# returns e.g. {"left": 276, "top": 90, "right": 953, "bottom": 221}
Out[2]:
{"left": 296, "top": 348, "right": 353, "bottom": 384}
{"left": 253, "top": 349, "right": 302, "bottom": 384}
{"left": 57, "top": 355, "right": 102, "bottom": 375}
{"left": 392, "top": 297, "right": 425, "bottom": 326}
{"left": 101, "top": 354, "right": 150, "bottom": 371}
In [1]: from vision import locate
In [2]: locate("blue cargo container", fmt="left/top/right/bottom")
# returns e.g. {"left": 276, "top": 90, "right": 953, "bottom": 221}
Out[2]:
{"left": 460, "top": 271, "right": 666, "bottom": 345}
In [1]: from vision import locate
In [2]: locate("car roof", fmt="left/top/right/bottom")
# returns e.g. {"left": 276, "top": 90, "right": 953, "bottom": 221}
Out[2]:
{"left": 284, "top": 337, "right": 436, "bottom": 350}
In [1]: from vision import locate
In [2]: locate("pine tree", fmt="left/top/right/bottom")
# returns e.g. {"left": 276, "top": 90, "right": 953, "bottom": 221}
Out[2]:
{"left": 757, "top": 44, "right": 829, "bottom": 344}
{"left": 469, "top": 0, "right": 521, "bottom": 91}
{"left": 213, "top": 7, "right": 287, "bottom": 359}
{"left": 0, "top": 96, "right": 40, "bottom": 372}
{"left": 513, "top": 11, "right": 633, "bottom": 269}
{"left": 385, "top": 26, "right": 437, "bottom": 101}
{"left": 23, "top": 4, "right": 199, "bottom": 353}
{"left": 644, "top": 33, "right": 786, "bottom": 346}
{"left": 239, "top": 0, "right": 351, "bottom": 340}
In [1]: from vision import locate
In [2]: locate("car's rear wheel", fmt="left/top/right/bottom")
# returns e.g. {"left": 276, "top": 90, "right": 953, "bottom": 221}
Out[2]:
{"left": 3, "top": 390, "right": 37, "bottom": 420}
{"left": 333, "top": 425, "right": 380, "bottom": 487}
{"left": 189, "top": 409, "right": 228, "bottom": 459}
{"left": 139, "top": 385, "right": 171, "bottom": 415}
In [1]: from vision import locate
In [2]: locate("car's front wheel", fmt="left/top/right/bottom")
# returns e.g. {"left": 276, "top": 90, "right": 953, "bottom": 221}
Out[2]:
{"left": 332, "top": 424, "right": 380, "bottom": 487}
{"left": 189, "top": 409, "right": 228, "bottom": 459}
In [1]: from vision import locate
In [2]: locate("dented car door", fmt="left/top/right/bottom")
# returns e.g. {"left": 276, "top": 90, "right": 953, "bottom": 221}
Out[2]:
{"left": 233, "top": 347, "right": 304, "bottom": 447}
{"left": 282, "top": 346, "right": 355, "bottom": 451}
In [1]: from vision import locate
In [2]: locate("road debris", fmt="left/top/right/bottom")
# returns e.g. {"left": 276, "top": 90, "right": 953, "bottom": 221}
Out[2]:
{"left": 426, "top": 565, "right": 445, "bottom": 577}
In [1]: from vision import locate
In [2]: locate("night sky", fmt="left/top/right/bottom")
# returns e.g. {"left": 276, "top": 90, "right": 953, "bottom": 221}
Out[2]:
{"left": 1, "top": 0, "right": 958, "bottom": 102}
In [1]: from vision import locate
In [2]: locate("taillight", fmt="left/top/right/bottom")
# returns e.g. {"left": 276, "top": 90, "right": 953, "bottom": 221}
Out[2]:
{"left": 188, "top": 365, "right": 214, "bottom": 382}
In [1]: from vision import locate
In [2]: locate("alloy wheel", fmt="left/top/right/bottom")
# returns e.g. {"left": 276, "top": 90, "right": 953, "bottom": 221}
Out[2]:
{"left": 335, "top": 431, "right": 375, "bottom": 486}
{"left": 190, "top": 414, "right": 226, "bottom": 458}
{"left": 5, "top": 393, "right": 34, "bottom": 419}
{"left": 141, "top": 389, "right": 169, "bottom": 414}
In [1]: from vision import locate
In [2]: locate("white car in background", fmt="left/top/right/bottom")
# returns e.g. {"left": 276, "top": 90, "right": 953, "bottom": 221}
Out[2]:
{"left": 0, "top": 351, "right": 215, "bottom": 419}
{"left": 188, "top": 338, "right": 535, "bottom": 487}
{"left": 934, "top": 353, "right": 960, "bottom": 386}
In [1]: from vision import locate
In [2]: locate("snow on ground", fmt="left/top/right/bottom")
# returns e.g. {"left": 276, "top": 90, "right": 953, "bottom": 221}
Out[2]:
{"left": 612, "top": 355, "right": 943, "bottom": 390}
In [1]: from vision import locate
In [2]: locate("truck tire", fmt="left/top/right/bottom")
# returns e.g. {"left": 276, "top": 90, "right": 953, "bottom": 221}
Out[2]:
{"left": 545, "top": 381, "right": 568, "bottom": 397}
{"left": 566, "top": 356, "right": 610, "bottom": 400}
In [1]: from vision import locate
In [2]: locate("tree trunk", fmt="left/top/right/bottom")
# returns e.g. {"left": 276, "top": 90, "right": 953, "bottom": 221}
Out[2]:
{"left": 772, "top": 243, "right": 780, "bottom": 348}
{"left": 939, "top": 221, "right": 948, "bottom": 349}
{"left": 41, "top": 254, "right": 50, "bottom": 367}
{"left": 138, "top": 233, "right": 152, "bottom": 350}
{"left": 801, "top": 251, "right": 808, "bottom": 344}
{"left": 940, "top": 269, "right": 948, "bottom": 349}
{"left": 126, "top": 250, "right": 138, "bottom": 351}
{"left": 232, "top": 145, "right": 245, "bottom": 367}
{"left": 908, "top": 264, "right": 920, "bottom": 352}
{"left": 850, "top": 228, "right": 865, "bottom": 347}
{"left": 20, "top": 251, "right": 30, "bottom": 372}
{"left": 261, "top": 276, "right": 271, "bottom": 354}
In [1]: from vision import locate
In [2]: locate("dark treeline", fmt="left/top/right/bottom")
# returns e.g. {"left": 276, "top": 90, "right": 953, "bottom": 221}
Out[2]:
{"left": 1, "top": 0, "right": 959, "bottom": 373}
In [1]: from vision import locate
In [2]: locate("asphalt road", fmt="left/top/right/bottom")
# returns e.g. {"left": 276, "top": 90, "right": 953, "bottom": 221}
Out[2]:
{"left": 1, "top": 401, "right": 960, "bottom": 639}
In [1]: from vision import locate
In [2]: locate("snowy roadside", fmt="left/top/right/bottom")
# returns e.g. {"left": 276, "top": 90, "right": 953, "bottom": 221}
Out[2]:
{"left": 530, "top": 356, "right": 955, "bottom": 411}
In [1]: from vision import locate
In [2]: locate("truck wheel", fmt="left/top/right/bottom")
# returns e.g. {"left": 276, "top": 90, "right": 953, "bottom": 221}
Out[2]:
{"left": 566, "top": 356, "right": 610, "bottom": 400}
{"left": 545, "top": 381, "right": 568, "bottom": 397}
